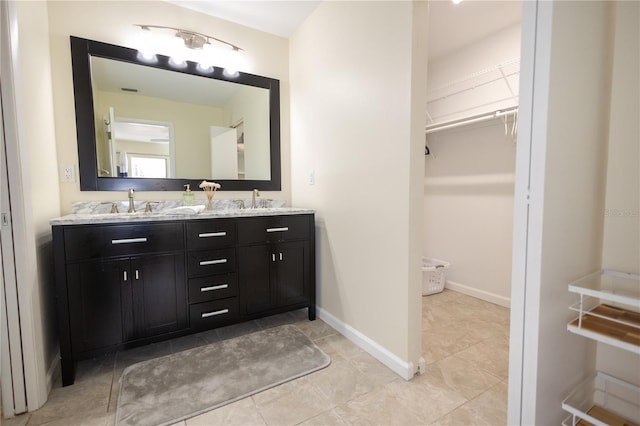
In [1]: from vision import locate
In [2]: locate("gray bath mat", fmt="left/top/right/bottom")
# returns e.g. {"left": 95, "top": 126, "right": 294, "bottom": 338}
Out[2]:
{"left": 116, "top": 324, "right": 330, "bottom": 426}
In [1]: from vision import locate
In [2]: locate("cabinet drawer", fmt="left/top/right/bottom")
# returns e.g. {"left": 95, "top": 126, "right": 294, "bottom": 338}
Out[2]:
{"left": 188, "top": 273, "right": 238, "bottom": 304}
{"left": 190, "top": 298, "right": 238, "bottom": 329}
{"left": 237, "top": 215, "right": 311, "bottom": 244}
{"left": 64, "top": 223, "right": 184, "bottom": 261}
{"left": 187, "top": 248, "right": 236, "bottom": 276}
{"left": 186, "top": 220, "right": 236, "bottom": 250}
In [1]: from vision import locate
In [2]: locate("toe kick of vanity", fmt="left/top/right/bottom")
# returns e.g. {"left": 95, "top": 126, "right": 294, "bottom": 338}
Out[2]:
{"left": 52, "top": 212, "right": 316, "bottom": 386}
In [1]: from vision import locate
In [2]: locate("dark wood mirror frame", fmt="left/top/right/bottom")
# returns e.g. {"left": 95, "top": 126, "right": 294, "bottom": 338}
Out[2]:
{"left": 70, "top": 36, "right": 281, "bottom": 191}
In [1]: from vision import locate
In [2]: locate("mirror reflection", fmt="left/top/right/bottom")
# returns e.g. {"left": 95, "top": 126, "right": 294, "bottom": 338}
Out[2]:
{"left": 90, "top": 57, "right": 270, "bottom": 181}
{"left": 70, "top": 35, "right": 281, "bottom": 191}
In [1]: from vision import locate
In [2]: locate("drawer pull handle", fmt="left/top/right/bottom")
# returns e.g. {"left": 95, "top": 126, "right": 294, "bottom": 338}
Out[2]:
{"left": 111, "top": 237, "right": 148, "bottom": 245}
{"left": 199, "top": 259, "right": 228, "bottom": 266}
{"left": 198, "top": 232, "right": 227, "bottom": 238}
{"left": 201, "top": 284, "right": 228, "bottom": 292}
{"left": 201, "top": 309, "right": 229, "bottom": 318}
{"left": 266, "top": 227, "right": 289, "bottom": 233}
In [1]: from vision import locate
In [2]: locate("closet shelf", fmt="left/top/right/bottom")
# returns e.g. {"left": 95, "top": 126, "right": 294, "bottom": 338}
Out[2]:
{"left": 567, "top": 270, "right": 640, "bottom": 354}
{"left": 426, "top": 57, "right": 520, "bottom": 131}
{"left": 562, "top": 371, "right": 640, "bottom": 426}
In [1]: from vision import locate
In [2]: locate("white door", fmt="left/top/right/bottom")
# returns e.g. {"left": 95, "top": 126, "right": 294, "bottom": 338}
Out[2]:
{"left": 0, "top": 79, "right": 27, "bottom": 416}
{"left": 210, "top": 126, "right": 239, "bottom": 179}
{"left": 108, "top": 107, "right": 116, "bottom": 176}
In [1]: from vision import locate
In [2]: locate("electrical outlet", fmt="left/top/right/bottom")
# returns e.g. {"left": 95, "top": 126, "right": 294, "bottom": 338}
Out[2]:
{"left": 60, "top": 164, "right": 76, "bottom": 183}
{"left": 308, "top": 169, "right": 315, "bottom": 186}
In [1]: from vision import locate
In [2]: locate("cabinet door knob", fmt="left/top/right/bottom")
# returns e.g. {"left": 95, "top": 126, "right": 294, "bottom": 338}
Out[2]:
{"left": 135, "top": 270, "right": 139, "bottom": 280}
{"left": 272, "top": 253, "right": 276, "bottom": 262}
{"left": 279, "top": 252, "right": 283, "bottom": 261}
{"left": 123, "top": 271, "right": 127, "bottom": 281}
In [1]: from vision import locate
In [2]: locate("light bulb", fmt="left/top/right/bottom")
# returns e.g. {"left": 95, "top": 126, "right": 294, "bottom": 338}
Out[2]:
{"left": 223, "top": 48, "right": 244, "bottom": 78}
{"left": 452, "top": 0, "right": 463, "bottom": 4}
{"left": 137, "top": 27, "right": 157, "bottom": 62}
{"left": 196, "top": 44, "right": 215, "bottom": 73}
{"left": 223, "top": 68, "right": 239, "bottom": 78}
{"left": 168, "top": 36, "right": 187, "bottom": 68}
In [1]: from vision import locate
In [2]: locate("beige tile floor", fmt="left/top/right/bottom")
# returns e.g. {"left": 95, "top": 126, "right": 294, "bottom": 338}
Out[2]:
{"left": 3, "top": 290, "right": 510, "bottom": 426}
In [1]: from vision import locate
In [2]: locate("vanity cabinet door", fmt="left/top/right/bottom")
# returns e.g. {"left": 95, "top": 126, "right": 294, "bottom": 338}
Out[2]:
{"left": 239, "top": 241, "right": 310, "bottom": 315}
{"left": 67, "top": 259, "right": 127, "bottom": 353}
{"left": 126, "top": 254, "right": 187, "bottom": 340}
{"left": 274, "top": 241, "right": 309, "bottom": 307}
{"left": 239, "top": 244, "right": 273, "bottom": 315}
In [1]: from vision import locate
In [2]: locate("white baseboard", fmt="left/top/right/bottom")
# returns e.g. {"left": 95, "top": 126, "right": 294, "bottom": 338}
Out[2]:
{"left": 316, "top": 307, "right": 417, "bottom": 380}
{"left": 444, "top": 280, "right": 511, "bottom": 308}
{"left": 45, "top": 351, "right": 60, "bottom": 395}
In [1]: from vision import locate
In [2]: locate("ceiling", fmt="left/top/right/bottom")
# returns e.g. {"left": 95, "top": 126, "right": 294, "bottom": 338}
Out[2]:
{"left": 427, "top": 0, "right": 522, "bottom": 60}
{"left": 166, "top": 1, "right": 321, "bottom": 38}
{"left": 91, "top": 55, "right": 243, "bottom": 107}
{"left": 168, "top": 0, "right": 521, "bottom": 60}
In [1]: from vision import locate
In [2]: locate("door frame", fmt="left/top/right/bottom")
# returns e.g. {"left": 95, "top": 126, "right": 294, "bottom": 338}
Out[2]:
{"left": 0, "top": 0, "right": 50, "bottom": 415}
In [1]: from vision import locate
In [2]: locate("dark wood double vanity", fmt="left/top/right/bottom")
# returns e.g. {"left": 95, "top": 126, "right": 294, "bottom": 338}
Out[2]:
{"left": 52, "top": 211, "right": 315, "bottom": 386}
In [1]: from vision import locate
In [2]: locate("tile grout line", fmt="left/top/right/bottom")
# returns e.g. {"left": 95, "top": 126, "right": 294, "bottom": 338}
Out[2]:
{"left": 107, "top": 354, "right": 119, "bottom": 414}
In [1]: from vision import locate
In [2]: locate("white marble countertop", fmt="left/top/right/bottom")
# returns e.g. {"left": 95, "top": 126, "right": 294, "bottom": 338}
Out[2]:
{"left": 50, "top": 207, "right": 315, "bottom": 226}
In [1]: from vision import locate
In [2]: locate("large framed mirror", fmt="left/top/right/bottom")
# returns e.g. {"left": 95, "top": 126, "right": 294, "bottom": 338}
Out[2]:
{"left": 70, "top": 36, "right": 281, "bottom": 191}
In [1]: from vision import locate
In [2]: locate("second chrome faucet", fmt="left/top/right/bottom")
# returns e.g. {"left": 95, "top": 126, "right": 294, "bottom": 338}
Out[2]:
{"left": 251, "top": 189, "right": 260, "bottom": 209}
{"left": 128, "top": 188, "right": 136, "bottom": 213}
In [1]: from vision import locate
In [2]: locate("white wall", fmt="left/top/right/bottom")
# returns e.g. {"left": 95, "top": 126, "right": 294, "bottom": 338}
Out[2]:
{"left": 426, "top": 23, "right": 521, "bottom": 125}
{"left": 94, "top": 90, "right": 224, "bottom": 178}
{"left": 424, "top": 123, "right": 516, "bottom": 305}
{"left": 509, "top": 1, "right": 614, "bottom": 424}
{"left": 1, "top": 0, "right": 61, "bottom": 410}
{"left": 290, "top": 1, "right": 428, "bottom": 377}
{"left": 597, "top": 0, "right": 640, "bottom": 388}
{"left": 47, "top": 1, "right": 290, "bottom": 213}
{"left": 601, "top": 1, "right": 639, "bottom": 276}
{"left": 225, "top": 86, "right": 270, "bottom": 180}
{"left": 424, "top": 23, "right": 520, "bottom": 305}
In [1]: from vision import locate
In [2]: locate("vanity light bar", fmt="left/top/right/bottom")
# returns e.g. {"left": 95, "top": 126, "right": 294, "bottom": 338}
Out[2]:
{"left": 134, "top": 24, "right": 243, "bottom": 52}
{"left": 134, "top": 24, "right": 245, "bottom": 76}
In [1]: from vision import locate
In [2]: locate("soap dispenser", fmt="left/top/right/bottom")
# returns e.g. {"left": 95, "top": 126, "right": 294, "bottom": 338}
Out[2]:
{"left": 183, "top": 184, "right": 195, "bottom": 206}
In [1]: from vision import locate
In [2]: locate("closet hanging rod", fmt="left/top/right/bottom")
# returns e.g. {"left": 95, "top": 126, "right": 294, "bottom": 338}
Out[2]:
{"left": 425, "top": 106, "right": 518, "bottom": 134}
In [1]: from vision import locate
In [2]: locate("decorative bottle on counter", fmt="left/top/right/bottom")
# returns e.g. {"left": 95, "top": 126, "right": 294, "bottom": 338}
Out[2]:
{"left": 183, "top": 184, "right": 195, "bottom": 206}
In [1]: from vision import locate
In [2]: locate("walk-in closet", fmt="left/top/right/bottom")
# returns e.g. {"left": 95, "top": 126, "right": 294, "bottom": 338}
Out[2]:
{"left": 423, "top": 0, "right": 521, "bottom": 306}
{"left": 422, "top": 1, "right": 639, "bottom": 424}
{"left": 420, "top": 2, "right": 521, "bottom": 421}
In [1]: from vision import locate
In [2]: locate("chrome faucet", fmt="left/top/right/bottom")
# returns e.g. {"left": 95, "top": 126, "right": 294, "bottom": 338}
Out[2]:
{"left": 251, "top": 189, "right": 260, "bottom": 209}
{"left": 100, "top": 201, "right": 119, "bottom": 213}
{"left": 144, "top": 201, "right": 159, "bottom": 213}
{"left": 128, "top": 189, "right": 136, "bottom": 213}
